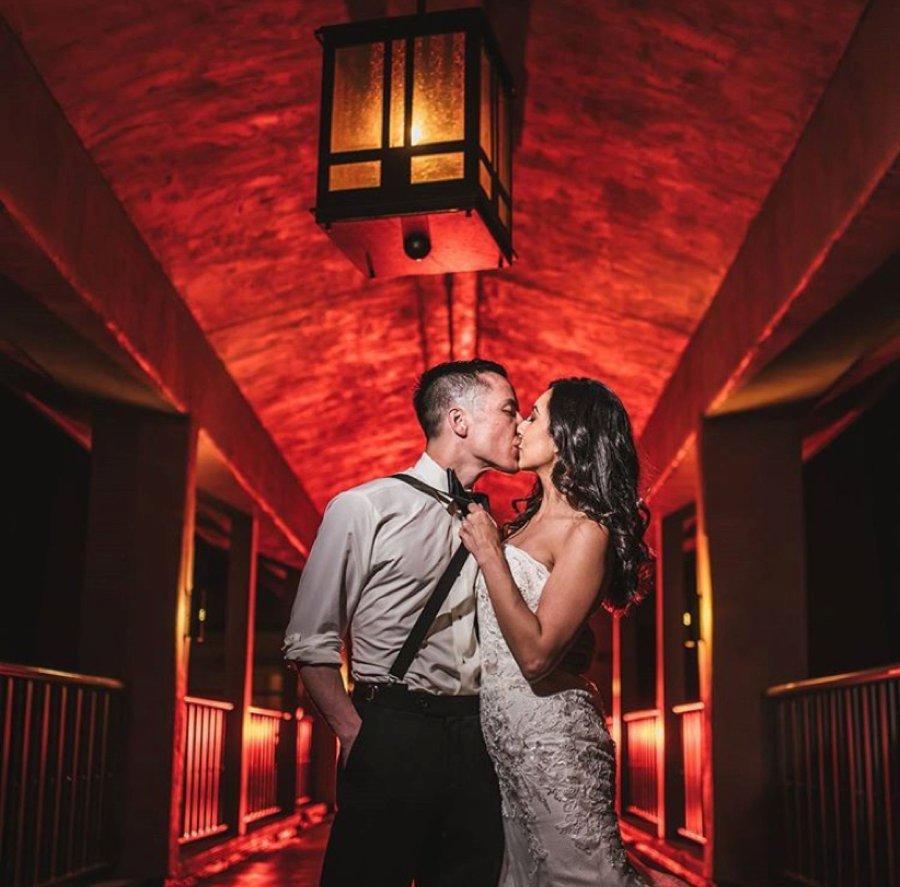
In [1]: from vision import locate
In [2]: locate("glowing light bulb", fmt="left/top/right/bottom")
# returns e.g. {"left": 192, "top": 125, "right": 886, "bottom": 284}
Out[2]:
{"left": 411, "top": 121, "right": 424, "bottom": 145}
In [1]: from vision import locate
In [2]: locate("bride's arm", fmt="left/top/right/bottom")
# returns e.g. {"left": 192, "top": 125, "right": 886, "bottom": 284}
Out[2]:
{"left": 459, "top": 505, "right": 609, "bottom": 682}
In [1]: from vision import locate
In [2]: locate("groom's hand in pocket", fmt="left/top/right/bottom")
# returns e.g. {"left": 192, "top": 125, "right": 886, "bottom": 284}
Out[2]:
{"left": 339, "top": 720, "right": 362, "bottom": 767}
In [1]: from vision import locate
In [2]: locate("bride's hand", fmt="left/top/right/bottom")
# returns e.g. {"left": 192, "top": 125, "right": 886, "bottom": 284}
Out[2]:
{"left": 459, "top": 503, "right": 503, "bottom": 567}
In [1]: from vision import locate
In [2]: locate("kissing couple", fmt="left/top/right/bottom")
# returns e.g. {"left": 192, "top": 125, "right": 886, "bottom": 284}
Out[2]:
{"left": 283, "top": 359, "right": 686, "bottom": 886}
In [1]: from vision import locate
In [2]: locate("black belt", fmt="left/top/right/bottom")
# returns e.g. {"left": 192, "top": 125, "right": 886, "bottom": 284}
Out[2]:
{"left": 352, "top": 682, "right": 479, "bottom": 716}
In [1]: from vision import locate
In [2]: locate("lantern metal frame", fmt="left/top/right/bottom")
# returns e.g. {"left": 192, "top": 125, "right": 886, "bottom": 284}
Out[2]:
{"left": 313, "top": 7, "right": 515, "bottom": 275}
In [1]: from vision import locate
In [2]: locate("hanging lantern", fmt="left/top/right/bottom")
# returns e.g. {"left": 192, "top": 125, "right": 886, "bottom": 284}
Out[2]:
{"left": 313, "top": 7, "right": 514, "bottom": 278}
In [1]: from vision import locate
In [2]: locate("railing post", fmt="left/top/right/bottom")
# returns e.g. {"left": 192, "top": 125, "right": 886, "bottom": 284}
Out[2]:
{"left": 222, "top": 510, "right": 258, "bottom": 836}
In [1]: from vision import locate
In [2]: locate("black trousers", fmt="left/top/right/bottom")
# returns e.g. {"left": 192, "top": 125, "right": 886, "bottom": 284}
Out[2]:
{"left": 320, "top": 688, "right": 504, "bottom": 887}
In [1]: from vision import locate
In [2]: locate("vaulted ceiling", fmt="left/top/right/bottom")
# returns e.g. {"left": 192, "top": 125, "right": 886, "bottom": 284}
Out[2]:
{"left": 3, "top": 0, "right": 866, "bottom": 520}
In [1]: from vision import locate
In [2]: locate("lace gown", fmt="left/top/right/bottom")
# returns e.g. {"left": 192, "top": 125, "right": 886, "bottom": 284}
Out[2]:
{"left": 476, "top": 544, "right": 649, "bottom": 887}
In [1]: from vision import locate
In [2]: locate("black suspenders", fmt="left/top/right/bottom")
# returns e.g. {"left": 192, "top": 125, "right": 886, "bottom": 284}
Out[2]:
{"left": 387, "top": 474, "right": 475, "bottom": 681}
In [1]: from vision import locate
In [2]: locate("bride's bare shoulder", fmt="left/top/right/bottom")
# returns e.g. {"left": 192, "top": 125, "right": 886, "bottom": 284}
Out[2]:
{"left": 546, "top": 514, "right": 608, "bottom": 565}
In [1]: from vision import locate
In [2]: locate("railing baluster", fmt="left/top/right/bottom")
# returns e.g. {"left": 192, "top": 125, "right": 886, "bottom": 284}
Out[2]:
{"left": 81, "top": 689, "right": 97, "bottom": 867}
{"left": 789, "top": 697, "right": 801, "bottom": 873}
{"left": 847, "top": 687, "right": 861, "bottom": 886}
{"left": 32, "top": 683, "right": 51, "bottom": 885}
{"left": 197, "top": 701, "right": 206, "bottom": 837}
{"left": 862, "top": 684, "right": 877, "bottom": 881}
{"left": 95, "top": 691, "right": 111, "bottom": 864}
{"left": 212, "top": 708, "right": 222, "bottom": 831}
{"left": 814, "top": 693, "right": 828, "bottom": 885}
{"left": 880, "top": 681, "right": 896, "bottom": 885}
{"left": 803, "top": 695, "right": 814, "bottom": 879}
{"left": 66, "top": 686, "right": 82, "bottom": 873}
{"left": 14, "top": 680, "right": 34, "bottom": 886}
{"left": 186, "top": 700, "right": 197, "bottom": 838}
{"left": 831, "top": 690, "right": 844, "bottom": 885}
{"left": 50, "top": 684, "right": 67, "bottom": 879}
{"left": 1, "top": 676, "right": 14, "bottom": 877}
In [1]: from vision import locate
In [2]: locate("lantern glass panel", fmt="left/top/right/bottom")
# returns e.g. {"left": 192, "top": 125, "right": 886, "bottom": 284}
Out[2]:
{"left": 498, "top": 83, "right": 510, "bottom": 193}
{"left": 389, "top": 39, "right": 406, "bottom": 148}
{"left": 480, "top": 48, "right": 493, "bottom": 164}
{"left": 331, "top": 43, "right": 384, "bottom": 153}
{"left": 329, "top": 161, "right": 381, "bottom": 191}
{"left": 411, "top": 32, "right": 465, "bottom": 145}
{"left": 479, "top": 158, "right": 492, "bottom": 198}
{"left": 411, "top": 151, "right": 464, "bottom": 184}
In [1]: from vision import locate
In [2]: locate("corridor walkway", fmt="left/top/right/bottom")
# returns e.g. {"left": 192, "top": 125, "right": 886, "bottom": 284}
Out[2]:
{"left": 190, "top": 820, "right": 705, "bottom": 886}
{"left": 195, "top": 822, "right": 329, "bottom": 886}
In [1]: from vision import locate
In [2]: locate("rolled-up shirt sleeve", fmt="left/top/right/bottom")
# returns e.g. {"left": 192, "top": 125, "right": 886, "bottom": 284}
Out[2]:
{"left": 282, "top": 490, "right": 376, "bottom": 667}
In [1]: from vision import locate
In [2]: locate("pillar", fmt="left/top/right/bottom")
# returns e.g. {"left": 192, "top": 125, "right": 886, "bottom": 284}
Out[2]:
{"left": 696, "top": 406, "right": 807, "bottom": 884}
{"left": 80, "top": 405, "right": 196, "bottom": 881}
{"left": 222, "top": 509, "right": 258, "bottom": 835}
{"left": 659, "top": 506, "right": 691, "bottom": 839}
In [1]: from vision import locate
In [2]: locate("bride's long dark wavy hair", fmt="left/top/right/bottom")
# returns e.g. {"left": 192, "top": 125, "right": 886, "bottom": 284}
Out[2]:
{"left": 504, "top": 378, "right": 654, "bottom": 614}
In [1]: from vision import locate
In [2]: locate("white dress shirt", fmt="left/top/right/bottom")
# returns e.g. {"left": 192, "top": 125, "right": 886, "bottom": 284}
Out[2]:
{"left": 282, "top": 452, "right": 480, "bottom": 695}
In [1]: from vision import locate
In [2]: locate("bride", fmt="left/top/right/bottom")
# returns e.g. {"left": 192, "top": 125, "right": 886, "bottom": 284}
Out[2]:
{"left": 459, "top": 377, "right": 685, "bottom": 887}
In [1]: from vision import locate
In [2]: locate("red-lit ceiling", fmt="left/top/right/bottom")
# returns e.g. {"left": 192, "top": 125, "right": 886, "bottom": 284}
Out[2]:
{"left": 3, "top": 0, "right": 865, "bottom": 520}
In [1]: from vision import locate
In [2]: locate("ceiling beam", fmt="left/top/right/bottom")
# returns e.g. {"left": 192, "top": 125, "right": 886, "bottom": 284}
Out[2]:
{"left": 0, "top": 17, "right": 320, "bottom": 556}
{"left": 639, "top": 0, "right": 900, "bottom": 502}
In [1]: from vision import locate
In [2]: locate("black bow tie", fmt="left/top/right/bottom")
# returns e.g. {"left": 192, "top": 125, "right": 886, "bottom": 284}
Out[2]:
{"left": 446, "top": 468, "right": 490, "bottom": 514}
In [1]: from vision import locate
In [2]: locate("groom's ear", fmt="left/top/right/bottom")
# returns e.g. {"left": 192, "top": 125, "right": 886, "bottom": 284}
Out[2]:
{"left": 448, "top": 406, "right": 469, "bottom": 437}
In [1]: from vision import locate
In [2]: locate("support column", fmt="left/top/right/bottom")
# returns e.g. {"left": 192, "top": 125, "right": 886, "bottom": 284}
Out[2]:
{"left": 659, "top": 507, "right": 691, "bottom": 840}
{"left": 223, "top": 510, "right": 258, "bottom": 835}
{"left": 696, "top": 407, "right": 807, "bottom": 884}
{"left": 80, "top": 406, "right": 196, "bottom": 882}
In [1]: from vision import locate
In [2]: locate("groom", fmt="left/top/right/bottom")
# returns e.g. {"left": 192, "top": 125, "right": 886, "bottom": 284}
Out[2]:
{"left": 283, "top": 359, "right": 521, "bottom": 886}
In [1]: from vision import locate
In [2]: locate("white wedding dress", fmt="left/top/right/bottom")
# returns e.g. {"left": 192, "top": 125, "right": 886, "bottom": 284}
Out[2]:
{"left": 476, "top": 544, "right": 650, "bottom": 886}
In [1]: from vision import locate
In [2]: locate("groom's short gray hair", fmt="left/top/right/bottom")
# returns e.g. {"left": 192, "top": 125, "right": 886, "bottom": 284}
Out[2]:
{"left": 414, "top": 359, "right": 508, "bottom": 439}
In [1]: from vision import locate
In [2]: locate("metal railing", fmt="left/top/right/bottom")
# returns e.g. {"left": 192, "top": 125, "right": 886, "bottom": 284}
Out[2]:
{"left": 0, "top": 662, "right": 122, "bottom": 886}
{"left": 623, "top": 708, "right": 660, "bottom": 825}
{"left": 179, "top": 697, "right": 314, "bottom": 841}
{"left": 179, "top": 696, "right": 233, "bottom": 844}
{"left": 245, "top": 705, "right": 292, "bottom": 823}
{"left": 766, "top": 663, "right": 899, "bottom": 886}
{"left": 672, "top": 701, "right": 705, "bottom": 844}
